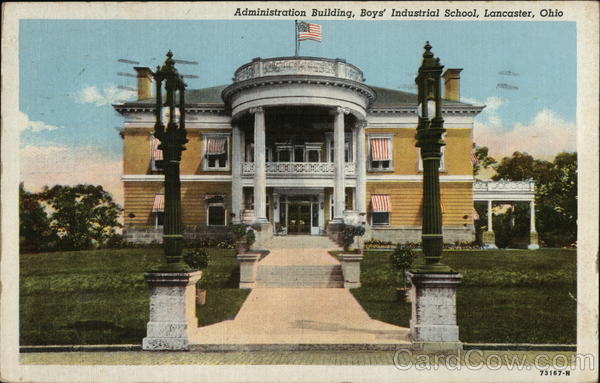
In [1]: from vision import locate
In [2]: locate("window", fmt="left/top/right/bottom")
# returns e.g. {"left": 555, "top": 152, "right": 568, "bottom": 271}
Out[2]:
{"left": 150, "top": 136, "right": 163, "bottom": 171}
{"left": 203, "top": 135, "right": 229, "bottom": 170}
{"left": 206, "top": 195, "right": 226, "bottom": 226}
{"left": 370, "top": 194, "right": 391, "bottom": 226}
{"left": 368, "top": 136, "right": 393, "bottom": 171}
{"left": 304, "top": 143, "right": 322, "bottom": 163}
{"left": 294, "top": 146, "right": 305, "bottom": 162}
{"left": 275, "top": 144, "right": 293, "bottom": 162}
{"left": 152, "top": 194, "right": 164, "bottom": 228}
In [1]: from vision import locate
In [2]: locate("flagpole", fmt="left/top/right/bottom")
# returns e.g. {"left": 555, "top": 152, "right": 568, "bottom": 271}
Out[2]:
{"left": 294, "top": 20, "right": 299, "bottom": 56}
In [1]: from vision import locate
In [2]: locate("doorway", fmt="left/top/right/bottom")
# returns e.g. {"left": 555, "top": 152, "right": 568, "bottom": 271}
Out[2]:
{"left": 287, "top": 202, "right": 311, "bottom": 234}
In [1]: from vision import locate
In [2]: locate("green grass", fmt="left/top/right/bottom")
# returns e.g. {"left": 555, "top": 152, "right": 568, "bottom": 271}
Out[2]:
{"left": 353, "top": 248, "right": 577, "bottom": 344}
{"left": 20, "top": 248, "right": 248, "bottom": 345}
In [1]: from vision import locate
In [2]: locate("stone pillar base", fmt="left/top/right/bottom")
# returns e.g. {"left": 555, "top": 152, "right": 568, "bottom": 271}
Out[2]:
{"left": 528, "top": 232, "right": 540, "bottom": 250}
{"left": 237, "top": 252, "right": 261, "bottom": 289}
{"left": 252, "top": 222, "right": 273, "bottom": 248}
{"left": 408, "top": 272, "right": 462, "bottom": 347}
{"left": 482, "top": 231, "right": 497, "bottom": 249}
{"left": 142, "top": 271, "right": 202, "bottom": 351}
{"left": 339, "top": 253, "right": 363, "bottom": 289}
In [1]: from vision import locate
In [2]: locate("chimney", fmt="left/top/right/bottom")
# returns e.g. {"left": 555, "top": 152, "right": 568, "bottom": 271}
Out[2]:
{"left": 133, "top": 67, "right": 153, "bottom": 101}
{"left": 442, "top": 68, "right": 463, "bottom": 101}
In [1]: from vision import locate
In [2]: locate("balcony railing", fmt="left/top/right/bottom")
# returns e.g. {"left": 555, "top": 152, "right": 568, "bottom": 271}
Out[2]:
{"left": 473, "top": 180, "right": 535, "bottom": 192}
{"left": 242, "top": 162, "right": 356, "bottom": 176}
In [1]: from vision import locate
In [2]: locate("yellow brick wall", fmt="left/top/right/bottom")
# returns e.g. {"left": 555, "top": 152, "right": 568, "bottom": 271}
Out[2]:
{"left": 365, "top": 128, "right": 472, "bottom": 176}
{"left": 123, "top": 128, "right": 232, "bottom": 175}
{"left": 366, "top": 181, "right": 473, "bottom": 227}
{"left": 124, "top": 181, "right": 231, "bottom": 227}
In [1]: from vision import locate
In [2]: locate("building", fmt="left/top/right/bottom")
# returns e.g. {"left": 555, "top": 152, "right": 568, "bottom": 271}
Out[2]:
{"left": 114, "top": 56, "right": 485, "bottom": 245}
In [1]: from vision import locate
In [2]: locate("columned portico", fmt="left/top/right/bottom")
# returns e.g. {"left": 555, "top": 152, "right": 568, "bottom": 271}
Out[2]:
{"left": 473, "top": 180, "right": 537, "bottom": 249}
{"left": 231, "top": 125, "right": 243, "bottom": 223}
{"left": 355, "top": 120, "right": 367, "bottom": 221}
{"left": 332, "top": 106, "right": 348, "bottom": 223}
{"left": 251, "top": 107, "right": 268, "bottom": 223}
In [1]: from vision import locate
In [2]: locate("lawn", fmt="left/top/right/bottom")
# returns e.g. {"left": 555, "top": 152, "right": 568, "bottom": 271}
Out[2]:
{"left": 352, "top": 248, "right": 577, "bottom": 344}
{"left": 21, "top": 247, "right": 577, "bottom": 345}
{"left": 20, "top": 247, "right": 247, "bottom": 345}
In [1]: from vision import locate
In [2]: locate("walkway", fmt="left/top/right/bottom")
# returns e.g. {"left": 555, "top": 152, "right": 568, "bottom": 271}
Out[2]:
{"left": 189, "top": 235, "right": 410, "bottom": 348}
{"left": 190, "top": 288, "right": 410, "bottom": 347}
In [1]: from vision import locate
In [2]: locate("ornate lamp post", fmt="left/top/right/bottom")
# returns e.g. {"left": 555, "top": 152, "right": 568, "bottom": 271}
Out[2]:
{"left": 413, "top": 42, "right": 452, "bottom": 273}
{"left": 153, "top": 51, "right": 190, "bottom": 272}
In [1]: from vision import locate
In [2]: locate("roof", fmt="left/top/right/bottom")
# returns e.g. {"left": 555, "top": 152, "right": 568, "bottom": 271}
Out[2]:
{"left": 132, "top": 84, "right": 473, "bottom": 107}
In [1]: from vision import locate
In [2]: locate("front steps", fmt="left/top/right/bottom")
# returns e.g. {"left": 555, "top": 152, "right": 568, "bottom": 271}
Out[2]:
{"left": 256, "top": 264, "right": 344, "bottom": 288}
{"left": 261, "top": 235, "right": 340, "bottom": 249}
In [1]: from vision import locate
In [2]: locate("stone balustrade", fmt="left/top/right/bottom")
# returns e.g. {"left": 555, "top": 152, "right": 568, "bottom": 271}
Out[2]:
{"left": 234, "top": 57, "right": 365, "bottom": 83}
{"left": 242, "top": 162, "right": 356, "bottom": 176}
{"left": 473, "top": 180, "right": 535, "bottom": 192}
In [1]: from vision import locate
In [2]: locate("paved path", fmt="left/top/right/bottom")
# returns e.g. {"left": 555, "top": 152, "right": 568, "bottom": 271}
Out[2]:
{"left": 20, "top": 350, "right": 577, "bottom": 365}
{"left": 190, "top": 288, "right": 410, "bottom": 345}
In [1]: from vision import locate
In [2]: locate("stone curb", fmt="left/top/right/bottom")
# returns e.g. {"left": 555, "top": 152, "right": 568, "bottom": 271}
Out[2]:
{"left": 20, "top": 343, "right": 576, "bottom": 353}
{"left": 463, "top": 343, "right": 577, "bottom": 351}
{"left": 20, "top": 344, "right": 142, "bottom": 353}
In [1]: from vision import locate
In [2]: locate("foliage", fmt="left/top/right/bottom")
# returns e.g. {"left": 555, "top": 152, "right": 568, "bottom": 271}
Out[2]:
{"left": 390, "top": 245, "right": 415, "bottom": 288}
{"left": 492, "top": 204, "right": 530, "bottom": 249}
{"left": 19, "top": 183, "right": 58, "bottom": 253}
{"left": 339, "top": 224, "right": 366, "bottom": 251}
{"left": 35, "top": 184, "right": 123, "bottom": 251}
{"left": 364, "top": 239, "right": 394, "bottom": 249}
{"left": 230, "top": 223, "right": 256, "bottom": 248}
{"left": 472, "top": 145, "right": 497, "bottom": 176}
{"left": 490, "top": 151, "right": 577, "bottom": 247}
{"left": 183, "top": 248, "right": 209, "bottom": 270}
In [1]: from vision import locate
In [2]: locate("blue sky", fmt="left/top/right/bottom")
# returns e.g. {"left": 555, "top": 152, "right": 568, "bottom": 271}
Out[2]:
{"left": 19, "top": 19, "right": 577, "bottom": 201}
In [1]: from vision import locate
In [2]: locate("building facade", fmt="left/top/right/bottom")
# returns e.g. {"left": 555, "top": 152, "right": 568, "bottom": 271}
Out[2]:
{"left": 114, "top": 56, "right": 484, "bottom": 244}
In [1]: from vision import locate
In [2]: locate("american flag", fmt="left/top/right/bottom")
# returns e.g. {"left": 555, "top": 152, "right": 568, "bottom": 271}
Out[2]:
{"left": 297, "top": 22, "right": 322, "bottom": 42}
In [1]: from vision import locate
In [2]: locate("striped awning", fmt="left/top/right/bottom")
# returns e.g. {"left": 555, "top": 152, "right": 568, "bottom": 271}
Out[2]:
{"left": 371, "top": 194, "right": 391, "bottom": 212}
{"left": 152, "top": 194, "right": 164, "bottom": 212}
{"left": 370, "top": 138, "right": 390, "bottom": 161}
{"left": 151, "top": 136, "right": 163, "bottom": 160}
{"left": 206, "top": 137, "right": 226, "bottom": 155}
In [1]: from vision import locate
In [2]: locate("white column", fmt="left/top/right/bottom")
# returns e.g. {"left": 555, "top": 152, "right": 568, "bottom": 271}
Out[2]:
{"left": 356, "top": 120, "right": 367, "bottom": 219}
{"left": 487, "top": 200, "right": 493, "bottom": 231}
{"left": 530, "top": 200, "right": 536, "bottom": 233}
{"left": 273, "top": 192, "right": 280, "bottom": 224}
{"left": 333, "top": 107, "right": 348, "bottom": 223}
{"left": 251, "top": 107, "right": 268, "bottom": 223}
{"left": 231, "top": 126, "right": 243, "bottom": 223}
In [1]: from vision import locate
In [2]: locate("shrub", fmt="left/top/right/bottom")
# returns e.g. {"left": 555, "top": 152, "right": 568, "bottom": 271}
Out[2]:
{"left": 339, "top": 224, "right": 366, "bottom": 252}
{"left": 230, "top": 223, "right": 255, "bottom": 247}
{"left": 183, "top": 248, "right": 209, "bottom": 270}
{"left": 390, "top": 245, "right": 415, "bottom": 288}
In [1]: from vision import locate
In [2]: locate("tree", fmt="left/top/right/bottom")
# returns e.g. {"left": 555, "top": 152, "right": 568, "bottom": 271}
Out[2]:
{"left": 19, "top": 183, "right": 57, "bottom": 253}
{"left": 472, "top": 145, "right": 497, "bottom": 176}
{"left": 40, "top": 184, "right": 123, "bottom": 250}
{"left": 536, "top": 152, "right": 577, "bottom": 246}
{"left": 489, "top": 151, "right": 577, "bottom": 247}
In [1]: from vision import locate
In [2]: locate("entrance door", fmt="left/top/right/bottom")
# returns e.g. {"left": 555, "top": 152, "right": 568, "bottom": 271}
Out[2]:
{"left": 288, "top": 202, "right": 311, "bottom": 234}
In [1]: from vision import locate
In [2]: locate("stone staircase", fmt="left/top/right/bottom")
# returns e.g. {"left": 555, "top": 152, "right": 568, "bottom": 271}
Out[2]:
{"left": 255, "top": 264, "right": 344, "bottom": 288}
{"left": 261, "top": 235, "right": 340, "bottom": 249}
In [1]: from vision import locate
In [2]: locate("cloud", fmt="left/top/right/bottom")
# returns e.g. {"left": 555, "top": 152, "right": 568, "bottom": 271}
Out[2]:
{"left": 20, "top": 145, "right": 124, "bottom": 205}
{"left": 474, "top": 109, "right": 576, "bottom": 160}
{"left": 17, "top": 111, "right": 63, "bottom": 133}
{"left": 76, "top": 84, "right": 135, "bottom": 106}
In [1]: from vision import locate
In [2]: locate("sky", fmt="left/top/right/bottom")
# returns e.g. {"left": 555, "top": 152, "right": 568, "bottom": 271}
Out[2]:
{"left": 18, "top": 19, "right": 577, "bottom": 204}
